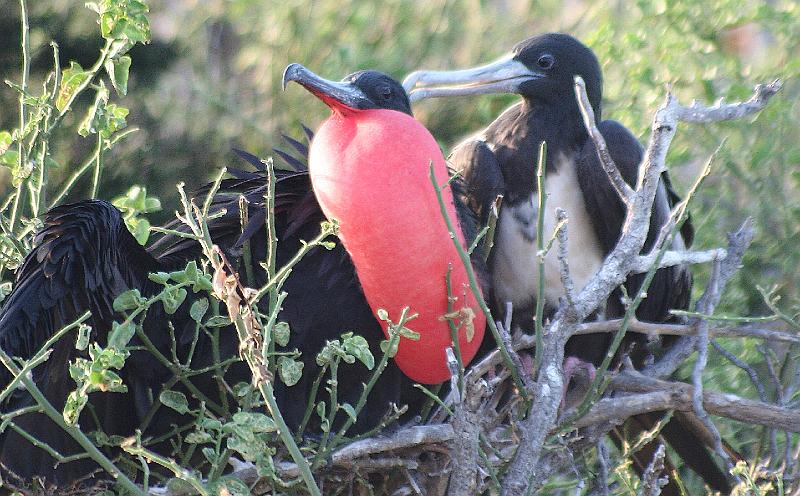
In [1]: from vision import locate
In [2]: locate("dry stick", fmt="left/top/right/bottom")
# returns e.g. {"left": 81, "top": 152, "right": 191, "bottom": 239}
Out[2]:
{"left": 690, "top": 257, "right": 733, "bottom": 471}
{"left": 596, "top": 439, "right": 611, "bottom": 496}
{"left": 711, "top": 340, "right": 769, "bottom": 402}
{"left": 555, "top": 209, "right": 576, "bottom": 308}
{"left": 759, "top": 344, "right": 786, "bottom": 468}
{"left": 637, "top": 444, "right": 668, "bottom": 496}
{"left": 608, "top": 372, "right": 800, "bottom": 432}
{"left": 467, "top": 318, "right": 800, "bottom": 391}
{"left": 448, "top": 355, "right": 485, "bottom": 496}
{"left": 196, "top": 367, "right": 800, "bottom": 494}
{"left": 574, "top": 76, "right": 634, "bottom": 203}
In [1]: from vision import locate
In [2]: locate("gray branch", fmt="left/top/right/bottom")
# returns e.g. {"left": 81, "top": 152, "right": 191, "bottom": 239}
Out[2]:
{"left": 574, "top": 76, "right": 635, "bottom": 203}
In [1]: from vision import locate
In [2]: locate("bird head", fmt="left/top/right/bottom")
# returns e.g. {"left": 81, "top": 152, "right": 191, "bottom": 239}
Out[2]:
{"left": 283, "top": 64, "right": 412, "bottom": 116}
{"left": 403, "top": 33, "right": 602, "bottom": 119}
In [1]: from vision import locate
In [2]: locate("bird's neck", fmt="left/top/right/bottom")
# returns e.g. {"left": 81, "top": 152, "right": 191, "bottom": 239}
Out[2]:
{"left": 523, "top": 98, "right": 590, "bottom": 156}
{"left": 485, "top": 100, "right": 591, "bottom": 203}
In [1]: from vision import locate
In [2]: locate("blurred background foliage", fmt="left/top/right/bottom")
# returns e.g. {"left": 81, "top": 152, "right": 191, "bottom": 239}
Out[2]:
{"left": 2, "top": 1, "right": 798, "bottom": 314}
{"left": 0, "top": 0, "right": 798, "bottom": 490}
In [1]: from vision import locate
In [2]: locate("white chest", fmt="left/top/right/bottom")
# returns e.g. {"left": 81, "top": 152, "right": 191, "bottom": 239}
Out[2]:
{"left": 491, "top": 157, "right": 604, "bottom": 311}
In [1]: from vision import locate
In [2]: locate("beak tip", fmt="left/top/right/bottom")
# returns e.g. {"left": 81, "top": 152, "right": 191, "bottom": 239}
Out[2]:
{"left": 402, "top": 71, "right": 422, "bottom": 92}
{"left": 282, "top": 63, "right": 303, "bottom": 91}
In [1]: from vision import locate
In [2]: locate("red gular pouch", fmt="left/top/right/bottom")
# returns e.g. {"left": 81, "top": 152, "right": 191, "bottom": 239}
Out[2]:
{"left": 309, "top": 108, "right": 485, "bottom": 384}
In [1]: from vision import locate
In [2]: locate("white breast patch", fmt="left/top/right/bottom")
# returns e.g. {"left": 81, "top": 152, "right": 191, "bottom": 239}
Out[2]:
{"left": 491, "top": 155, "right": 605, "bottom": 312}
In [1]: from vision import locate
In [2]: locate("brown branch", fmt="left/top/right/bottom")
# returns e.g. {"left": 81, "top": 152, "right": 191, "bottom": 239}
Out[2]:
{"left": 610, "top": 373, "right": 800, "bottom": 432}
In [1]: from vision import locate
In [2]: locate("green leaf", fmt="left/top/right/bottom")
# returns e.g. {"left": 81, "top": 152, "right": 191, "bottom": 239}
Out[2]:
{"left": 316, "top": 401, "right": 326, "bottom": 420}
{"left": 159, "top": 390, "right": 189, "bottom": 414}
{"left": 95, "top": 0, "right": 151, "bottom": 43}
{"left": 205, "top": 315, "right": 232, "bottom": 327}
{"left": 130, "top": 217, "right": 150, "bottom": 245}
{"left": 108, "top": 321, "right": 136, "bottom": 349}
{"left": 190, "top": 298, "right": 209, "bottom": 323}
{"left": 211, "top": 478, "right": 250, "bottom": 496}
{"left": 75, "top": 323, "right": 92, "bottom": 351}
{"left": 0, "top": 131, "right": 12, "bottom": 155}
{"left": 0, "top": 150, "right": 19, "bottom": 169}
{"left": 273, "top": 321, "right": 290, "bottom": 347}
{"left": 185, "top": 431, "right": 213, "bottom": 444}
{"left": 56, "top": 62, "right": 90, "bottom": 111}
{"left": 201, "top": 418, "right": 222, "bottom": 431}
{"left": 105, "top": 55, "right": 131, "bottom": 96}
{"left": 340, "top": 403, "right": 357, "bottom": 423}
{"left": 78, "top": 84, "right": 109, "bottom": 137}
{"left": 113, "top": 288, "right": 143, "bottom": 312}
{"left": 148, "top": 272, "right": 170, "bottom": 284}
{"left": 278, "top": 356, "right": 304, "bottom": 387}
{"left": 231, "top": 411, "right": 276, "bottom": 433}
{"left": 63, "top": 390, "right": 88, "bottom": 425}
{"left": 162, "top": 287, "right": 187, "bottom": 314}
{"left": 201, "top": 447, "right": 217, "bottom": 464}
{"left": 342, "top": 334, "right": 374, "bottom": 370}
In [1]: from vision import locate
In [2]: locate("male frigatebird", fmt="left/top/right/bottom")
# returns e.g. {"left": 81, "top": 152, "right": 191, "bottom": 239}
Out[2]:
{"left": 403, "top": 33, "right": 731, "bottom": 494}
{"left": 0, "top": 69, "right": 486, "bottom": 487}
{"left": 283, "top": 64, "right": 486, "bottom": 384}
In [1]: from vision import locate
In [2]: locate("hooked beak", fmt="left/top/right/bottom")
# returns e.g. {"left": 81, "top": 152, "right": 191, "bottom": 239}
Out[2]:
{"left": 283, "top": 63, "right": 371, "bottom": 112}
{"left": 402, "top": 54, "right": 542, "bottom": 104}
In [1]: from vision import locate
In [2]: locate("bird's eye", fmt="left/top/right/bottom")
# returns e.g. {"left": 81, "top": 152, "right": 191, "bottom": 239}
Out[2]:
{"left": 380, "top": 86, "right": 393, "bottom": 100}
{"left": 537, "top": 54, "right": 554, "bottom": 70}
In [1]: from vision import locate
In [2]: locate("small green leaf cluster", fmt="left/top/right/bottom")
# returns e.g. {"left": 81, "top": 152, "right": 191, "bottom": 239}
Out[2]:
{"left": 112, "top": 185, "right": 162, "bottom": 245}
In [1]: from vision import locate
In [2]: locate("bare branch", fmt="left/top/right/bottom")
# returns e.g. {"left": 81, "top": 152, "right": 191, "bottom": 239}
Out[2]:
{"left": 574, "top": 76, "right": 634, "bottom": 203}
{"left": 690, "top": 258, "right": 732, "bottom": 469}
{"left": 637, "top": 444, "right": 667, "bottom": 496}
{"left": 630, "top": 248, "right": 726, "bottom": 274}
{"left": 610, "top": 373, "right": 800, "bottom": 432}
{"left": 449, "top": 376, "right": 488, "bottom": 495}
{"left": 555, "top": 208, "right": 576, "bottom": 307}
{"left": 674, "top": 80, "right": 782, "bottom": 123}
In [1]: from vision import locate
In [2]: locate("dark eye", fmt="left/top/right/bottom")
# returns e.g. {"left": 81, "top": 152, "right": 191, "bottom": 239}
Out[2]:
{"left": 537, "top": 54, "right": 554, "bottom": 70}
{"left": 380, "top": 86, "right": 393, "bottom": 100}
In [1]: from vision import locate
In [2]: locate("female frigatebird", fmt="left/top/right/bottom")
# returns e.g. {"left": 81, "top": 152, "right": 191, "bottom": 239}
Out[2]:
{"left": 0, "top": 68, "right": 486, "bottom": 487}
{"left": 282, "top": 64, "right": 486, "bottom": 384}
{"left": 402, "top": 33, "right": 733, "bottom": 494}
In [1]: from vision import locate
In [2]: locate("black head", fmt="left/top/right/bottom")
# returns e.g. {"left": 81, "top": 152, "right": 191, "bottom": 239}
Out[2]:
{"left": 342, "top": 70, "right": 413, "bottom": 115}
{"left": 511, "top": 33, "right": 602, "bottom": 115}
{"left": 283, "top": 64, "right": 413, "bottom": 116}
{"left": 404, "top": 32, "right": 602, "bottom": 119}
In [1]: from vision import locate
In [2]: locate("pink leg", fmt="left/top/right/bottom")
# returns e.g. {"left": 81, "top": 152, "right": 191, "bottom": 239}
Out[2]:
{"left": 561, "top": 356, "right": 597, "bottom": 410}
